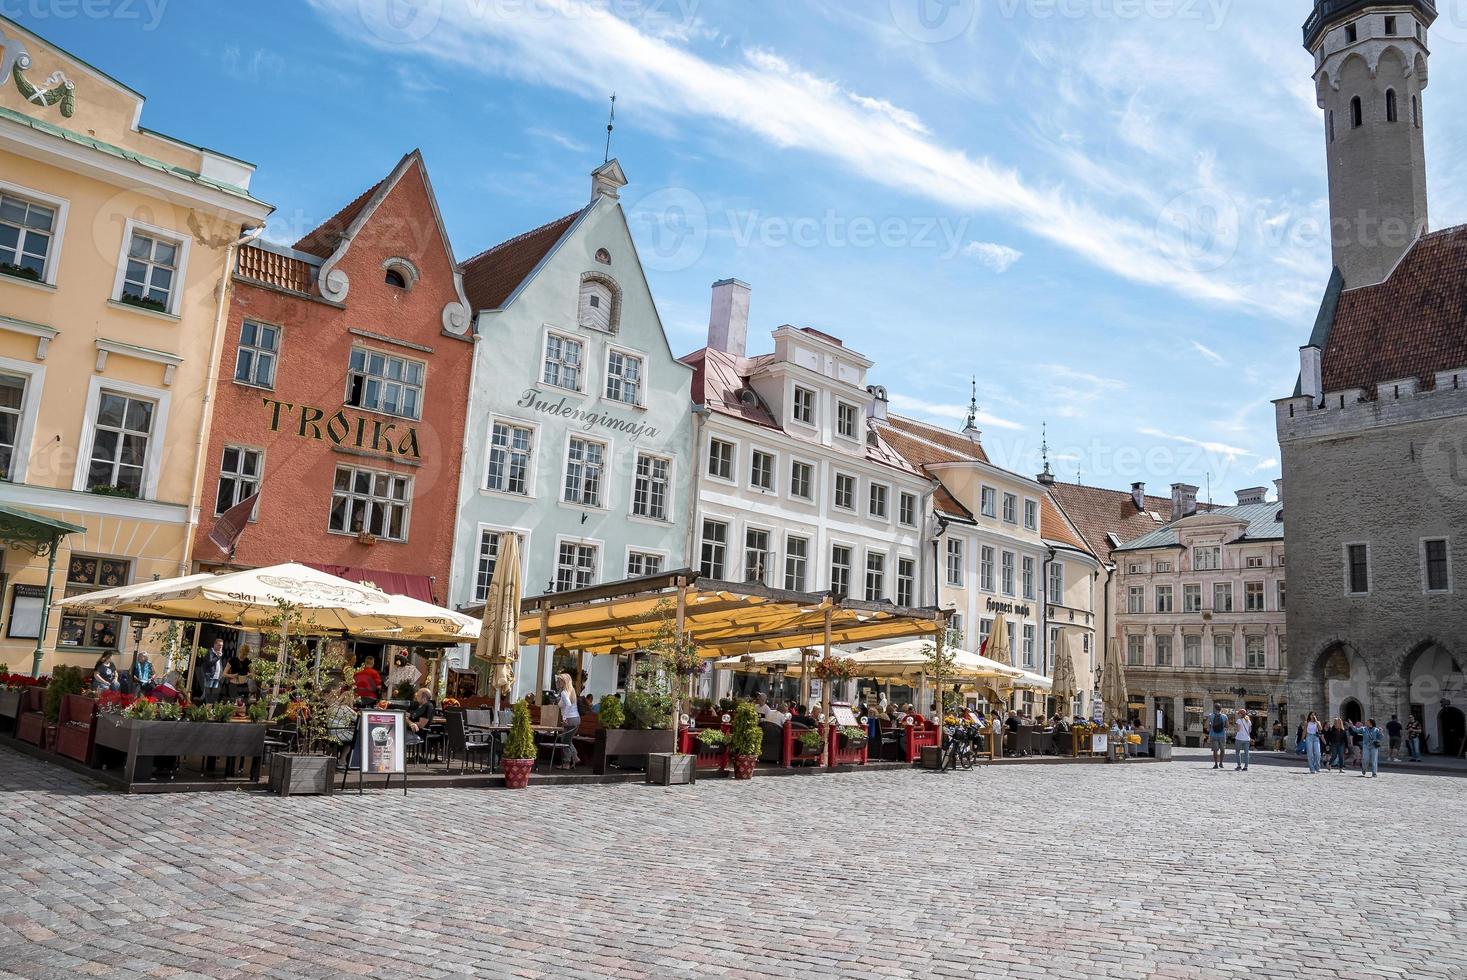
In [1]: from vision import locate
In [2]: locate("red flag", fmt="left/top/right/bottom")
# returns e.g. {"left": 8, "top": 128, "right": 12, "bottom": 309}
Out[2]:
{"left": 209, "top": 491, "right": 259, "bottom": 556}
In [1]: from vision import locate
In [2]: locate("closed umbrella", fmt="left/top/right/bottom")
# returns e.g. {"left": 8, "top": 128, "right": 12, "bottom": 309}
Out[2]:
{"left": 985, "top": 612, "right": 1011, "bottom": 667}
{"left": 1101, "top": 637, "right": 1129, "bottom": 727}
{"left": 474, "top": 532, "right": 521, "bottom": 711}
{"left": 1050, "top": 631, "right": 1077, "bottom": 718}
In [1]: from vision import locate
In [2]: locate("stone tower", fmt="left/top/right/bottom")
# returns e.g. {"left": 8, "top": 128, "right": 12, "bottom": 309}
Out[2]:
{"left": 1304, "top": 0, "right": 1434, "bottom": 287}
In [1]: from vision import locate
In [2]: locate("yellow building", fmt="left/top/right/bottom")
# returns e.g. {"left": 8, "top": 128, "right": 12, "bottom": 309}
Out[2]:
{"left": 0, "top": 18, "right": 271, "bottom": 674}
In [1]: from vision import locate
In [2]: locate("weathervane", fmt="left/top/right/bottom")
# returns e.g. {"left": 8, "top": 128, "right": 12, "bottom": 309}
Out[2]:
{"left": 1040, "top": 421, "right": 1054, "bottom": 482}
{"left": 604, "top": 92, "right": 616, "bottom": 163}
{"left": 963, "top": 376, "right": 980, "bottom": 434}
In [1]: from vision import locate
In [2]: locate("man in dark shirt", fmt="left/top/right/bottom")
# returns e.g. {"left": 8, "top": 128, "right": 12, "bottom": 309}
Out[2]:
{"left": 1386, "top": 714, "right": 1404, "bottom": 762}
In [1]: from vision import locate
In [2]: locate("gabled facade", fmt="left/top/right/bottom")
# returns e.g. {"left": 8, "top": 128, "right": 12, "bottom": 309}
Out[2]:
{"left": 0, "top": 18, "right": 271, "bottom": 672}
{"left": 450, "top": 162, "right": 695, "bottom": 699}
{"left": 194, "top": 151, "right": 473, "bottom": 609}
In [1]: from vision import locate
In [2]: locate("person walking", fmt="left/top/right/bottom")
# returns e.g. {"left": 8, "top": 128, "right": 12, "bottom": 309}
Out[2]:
{"left": 1386, "top": 714, "right": 1404, "bottom": 763}
{"left": 553, "top": 673, "right": 581, "bottom": 770}
{"left": 1205, "top": 703, "right": 1230, "bottom": 770}
{"left": 1233, "top": 708, "right": 1252, "bottom": 771}
{"left": 1359, "top": 717, "right": 1385, "bottom": 777}
{"left": 1406, "top": 715, "right": 1424, "bottom": 762}
{"left": 1326, "top": 718, "right": 1348, "bottom": 772}
{"left": 1304, "top": 712, "right": 1324, "bottom": 774}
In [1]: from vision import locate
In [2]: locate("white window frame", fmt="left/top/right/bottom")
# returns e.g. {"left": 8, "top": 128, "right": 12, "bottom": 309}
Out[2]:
{"left": 214, "top": 443, "right": 264, "bottom": 519}
{"left": 630, "top": 451, "right": 673, "bottom": 522}
{"left": 485, "top": 416, "right": 538, "bottom": 497}
{"left": 748, "top": 446, "right": 777, "bottom": 493}
{"left": 898, "top": 491, "right": 918, "bottom": 528}
{"left": 1213, "top": 582, "right": 1233, "bottom": 613}
{"left": 1155, "top": 633, "right": 1173, "bottom": 667}
{"left": 1183, "top": 634, "right": 1202, "bottom": 668}
{"left": 833, "top": 471, "right": 856, "bottom": 512}
{"left": 1213, "top": 633, "right": 1234, "bottom": 669}
{"left": 863, "top": 549, "right": 887, "bottom": 602}
{"left": 603, "top": 343, "right": 645, "bottom": 407}
{"left": 1048, "top": 561, "right": 1064, "bottom": 601}
{"left": 328, "top": 463, "right": 413, "bottom": 542}
{"left": 0, "top": 355, "right": 44, "bottom": 484}
{"left": 980, "top": 485, "right": 996, "bottom": 518}
{"left": 1155, "top": 584, "right": 1173, "bottom": 614}
{"left": 1126, "top": 634, "right": 1145, "bottom": 667}
{"left": 743, "top": 523, "right": 774, "bottom": 585}
{"left": 233, "top": 318, "right": 282, "bottom": 390}
{"left": 700, "top": 518, "right": 729, "bottom": 579}
{"left": 472, "top": 524, "right": 531, "bottom": 604}
{"left": 1022, "top": 624, "right": 1036, "bottom": 670}
{"left": 945, "top": 537, "right": 964, "bottom": 588}
{"left": 625, "top": 547, "right": 668, "bottom": 579}
{"left": 980, "top": 545, "right": 995, "bottom": 593}
{"left": 868, "top": 481, "right": 890, "bottom": 521}
{"left": 562, "top": 434, "right": 608, "bottom": 509}
{"left": 1002, "top": 492, "right": 1017, "bottom": 525}
{"left": 1023, "top": 497, "right": 1038, "bottom": 531}
{"left": 1182, "top": 583, "right": 1202, "bottom": 612}
{"left": 896, "top": 556, "right": 916, "bottom": 607}
{"left": 553, "top": 535, "right": 602, "bottom": 593}
{"left": 346, "top": 344, "right": 426, "bottom": 421}
{"left": 1022, "top": 555, "right": 1036, "bottom": 601}
{"left": 784, "top": 534, "right": 810, "bottom": 592}
{"left": 830, "top": 541, "right": 855, "bottom": 597}
{"left": 1245, "top": 634, "right": 1266, "bottom": 670}
{"left": 1244, "top": 581, "right": 1266, "bottom": 612}
{"left": 1193, "top": 545, "right": 1221, "bottom": 571}
{"left": 789, "top": 457, "right": 815, "bottom": 502}
{"left": 707, "top": 436, "right": 736, "bottom": 484}
{"left": 72, "top": 376, "right": 171, "bottom": 499}
{"left": 790, "top": 384, "right": 816, "bottom": 427}
{"left": 541, "top": 328, "right": 585, "bottom": 393}
{"left": 1344, "top": 542, "right": 1371, "bottom": 596}
{"left": 110, "top": 218, "right": 189, "bottom": 316}
{"left": 1127, "top": 586, "right": 1144, "bottom": 614}
{"left": 0, "top": 180, "right": 68, "bottom": 286}
{"left": 1421, "top": 537, "right": 1454, "bottom": 595}
{"left": 835, "top": 400, "right": 860, "bottom": 440}
{"left": 1000, "top": 550, "right": 1016, "bottom": 597}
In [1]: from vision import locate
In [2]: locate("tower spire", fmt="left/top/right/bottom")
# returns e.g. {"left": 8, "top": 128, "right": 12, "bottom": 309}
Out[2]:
{"left": 1037, "top": 421, "right": 1055, "bottom": 485}
{"left": 963, "top": 377, "right": 980, "bottom": 437}
{"left": 603, "top": 93, "right": 616, "bottom": 164}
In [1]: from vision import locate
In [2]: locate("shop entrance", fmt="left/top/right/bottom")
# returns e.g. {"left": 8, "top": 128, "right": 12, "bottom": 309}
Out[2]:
{"left": 1439, "top": 705, "right": 1465, "bottom": 757}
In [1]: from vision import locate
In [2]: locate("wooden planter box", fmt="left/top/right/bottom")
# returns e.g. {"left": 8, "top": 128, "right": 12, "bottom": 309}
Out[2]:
{"left": 95, "top": 715, "right": 268, "bottom": 786}
{"left": 0, "top": 689, "right": 23, "bottom": 735}
{"left": 646, "top": 752, "right": 697, "bottom": 785}
{"left": 268, "top": 753, "right": 337, "bottom": 796}
{"left": 592, "top": 728, "right": 675, "bottom": 775}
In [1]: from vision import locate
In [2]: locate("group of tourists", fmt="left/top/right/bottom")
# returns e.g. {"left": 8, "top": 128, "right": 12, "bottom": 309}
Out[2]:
{"left": 1298, "top": 712, "right": 1414, "bottom": 777}
{"left": 87, "top": 640, "right": 257, "bottom": 703}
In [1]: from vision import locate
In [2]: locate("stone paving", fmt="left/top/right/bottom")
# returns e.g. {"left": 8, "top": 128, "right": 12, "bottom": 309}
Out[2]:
{"left": 0, "top": 745, "right": 1464, "bottom": 980}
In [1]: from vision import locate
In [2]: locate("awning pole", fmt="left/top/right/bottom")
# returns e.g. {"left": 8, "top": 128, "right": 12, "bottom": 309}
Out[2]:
{"left": 935, "top": 625, "right": 945, "bottom": 752}
{"left": 673, "top": 580, "right": 688, "bottom": 755}
{"left": 800, "top": 649, "right": 810, "bottom": 708}
{"left": 820, "top": 606, "right": 832, "bottom": 768}
{"left": 30, "top": 534, "right": 59, "bottom": 677}
{"left": 535, "top": 608, "right": 549, "bottom": 706}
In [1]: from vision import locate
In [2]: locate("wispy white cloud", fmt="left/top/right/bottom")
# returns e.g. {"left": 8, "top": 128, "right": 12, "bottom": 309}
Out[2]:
{"left": 962, "top": 241, "right": 1023, "bottom": 273}
{"left": 527, "top": 127, "right": 590, "bottom": 153}
{"left": 887, "top": 393, "right": 1024, "bottom": 431}
{"left": 1253, "top": 456, "right": 1280, "bottom": 473}
{"left": 1138, "top": 426, "right": 1252, "bottom": 460}
{"left": 1190, "top": 341, "right": 1227, "bottom": 367}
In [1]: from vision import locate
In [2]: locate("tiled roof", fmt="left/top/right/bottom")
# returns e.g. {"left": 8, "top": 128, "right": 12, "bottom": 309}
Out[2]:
{"left": 294, "top": 177, "right": 384, "bottom": 258}
{"left": 460, "top": 209, "right": 584, "bottom": 312}
{"left": 1045, "top": 483, "right": 1175, "bottom": 561}
{"left": 236, "top": 243, "right": 316, "bottom": 295}
{"left": 683, "top": 347, "right": 779, "bottom": 428}
{"left": 879, "top": 414, "right": 989, "bottom": 465}
{"left": 1041, "top": 495, "right": 1093, "bottom": 556}
{"left": 1321, "top": 224, "right": 1467, "bottom": 394}
{"left": 1115, "top": 501, "right": 1284, "bottom": 552}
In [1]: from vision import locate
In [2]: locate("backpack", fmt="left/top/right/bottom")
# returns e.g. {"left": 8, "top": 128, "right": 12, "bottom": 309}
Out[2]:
{"left": 1209, "top": 712, "right": 1227, "bottom": 735}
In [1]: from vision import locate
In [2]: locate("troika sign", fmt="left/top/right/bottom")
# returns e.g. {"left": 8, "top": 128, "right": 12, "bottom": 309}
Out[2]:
{"left": 516, "top": 387, "right": 660, "bottom": 441}
{"left": 261, "top": 398, "right": 421, "bottom": 460}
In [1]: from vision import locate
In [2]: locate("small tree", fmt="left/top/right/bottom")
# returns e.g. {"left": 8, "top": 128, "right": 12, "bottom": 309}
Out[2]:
{"left": 729, "top": 702, "right": 763, "bottom": 758}
{"left": 503, "top": 700, "right": 536, "bottom": 760}
{"left": 923, "top": 626, "right": 964, "bottom": 715}
{"left": 43, "top": 665, "right": 83, "bottom": 721}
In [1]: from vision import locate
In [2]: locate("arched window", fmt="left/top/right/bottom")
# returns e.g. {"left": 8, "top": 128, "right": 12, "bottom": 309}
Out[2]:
{"left": 577, "top": 274, "right": 619, "bottom": 333}
{"left": 1385, "top": 88, "right": 1398, "bottom": 123}
{"left": 379, "top": 257, "right": 419, "bottom": 291}
{"left": 1350, "top": 96, "right": 1363, "bottom": 128}
{"left": 384, "top": 269, "right": 407, "bottom": 288}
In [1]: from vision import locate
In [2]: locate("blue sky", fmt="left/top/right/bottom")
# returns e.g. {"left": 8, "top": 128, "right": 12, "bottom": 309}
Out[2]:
{"left": 24, "top": 0, "right": 1467, "bottom": 500}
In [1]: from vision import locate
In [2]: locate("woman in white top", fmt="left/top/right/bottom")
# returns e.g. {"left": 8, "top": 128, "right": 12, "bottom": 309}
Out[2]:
{"left": 1233, "top": 709, "right": 1252, "bottom": 772}
{"left": 1304, "top": 711, "right": 1323, "bottom": 774}
{"left": 554, "top": 673, "right": 580, "bottom": 770}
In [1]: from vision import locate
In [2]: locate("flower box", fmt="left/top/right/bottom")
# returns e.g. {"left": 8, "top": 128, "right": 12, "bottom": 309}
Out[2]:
{"left": 94, "top": 715, "right": 268, "bottom": 786}
{"left": 0, "top": 689, "right": 23, "bottom": 733}
{"left": 646, "top": 752, "right": 697, "bottom": 786}
{"left": 592, "top": 727, "right": 675, "bottom": 775}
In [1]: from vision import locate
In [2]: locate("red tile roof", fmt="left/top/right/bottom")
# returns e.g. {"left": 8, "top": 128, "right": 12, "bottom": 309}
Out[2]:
{"left": 876, "top": 414, "right": 989, "bottom": 466}
{"left": 1041, "top": 495, "right": 1092, "bottom": 556}
{"left": 1323, "top": 224, "right": 1467, "bottom": 394}
{"left": 1045, "top": 483, "right": 1173, "bottom": 561}
{"left": 235, "top": 243, "right": 316, "bottom": 295}
{"left": 460, "top": 209, "right": 584, "bottom": 312}
{"left": 293, "top": 177, "right": 384, "bottom": 258}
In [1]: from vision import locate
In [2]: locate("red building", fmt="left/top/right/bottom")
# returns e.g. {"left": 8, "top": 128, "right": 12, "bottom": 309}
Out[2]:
{"left": 192, "top": 150, "right": 474, "bottom": 604}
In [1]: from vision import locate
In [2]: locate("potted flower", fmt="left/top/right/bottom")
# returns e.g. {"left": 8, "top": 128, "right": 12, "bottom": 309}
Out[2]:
{"left": 728, "top": 702, "right": 762, "bottom": 780}
{"left": 501, "top": 700, "right": 536, "bottom": 789}
{"left": 696, "top": 729, "right": 730, "bottom": 751}
{"left": 1152, "top": 734, "right": 1174, "bottom": 761}
{"left": 839, "top": 725, "right": 868, "bottom": 748}
{"left": 795, "top": 727, "right": 824, "bottom": 759}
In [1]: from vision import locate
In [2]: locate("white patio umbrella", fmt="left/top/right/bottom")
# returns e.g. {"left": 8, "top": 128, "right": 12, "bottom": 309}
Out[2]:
{"left": 474, "top": 532, "right": 522, "bottom": 711}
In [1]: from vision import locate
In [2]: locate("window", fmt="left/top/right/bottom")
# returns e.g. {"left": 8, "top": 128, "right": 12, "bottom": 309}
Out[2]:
{"left": 1213, "top": 583, "right": 1233, "bottom": 613}
{"left": 1127, "top": 586, "right": 1144, "bottom": 614}
{"left": 833, "top": 472, "right": 855, "bottom": 511}
{"left": 631, "top": 453, "right": 669, "bottom": 520}
{"left": 487, "top": 422, "right": 533, "bottom": 495}
{"left": 563, "top": 438, "right": 605, "bottom": 507}
{"left": 980, "top": 486, "right": 996, "bottom": 518}
{"left": 744, "top": 528, "right": 771, "bottom": 585}
{"left": 980, "top": 546, "right": 995, "bottom": 593}
{"left": 555, "top": 541, "right": 598, "bottom": 592}
{"left": 119, "top": 230, "right": 179, "bottom": 312}
{"left": 1128, "top": 562, "right": 1144, "bottom": 575}
{"left": 474, "top": 528, "right": 522, "bottom": 603}
{"left": 542, "top": 334, "right": 583, "bottom": 390}
{"left": 1386, "top": 88, "right": 1398, "bottom": 123}
{"left": 1155, "top": 560, "right": 1172, "bottom": 573}
{"left": 1423, "top": 538, "right": 1451, "bottom": 593}
{"left": 784, "top": 536, "right": 809, "bottom": 592}
{"left": 700, "top": 520, "right": 728, "bottom": 578}
{"left": 0, "top": 372, "right": 27, "bottom": 481}
{"left": 789, "top": 460, "right": 813, "bottom": 500}
{"left": 1183, "top": 583, "right": 1202, "bottom": 613}
{"left": 1245, "top": 555, "right": 1264, "bottom": 568}
{"left": 945, "top": 538, "right": 964, "bottom": 587}
{"left": 1346, "top": 543, "right": 1370, "bottom": 595}
{"left": 750, "top": 450, "right": 775, "bottom": 492}
{"left": 1155, "top": 634, "right": 1173, "bottom": 668}
{"left": 384, "top": 268, "right": 407, "bottom": 289}
{"left": 626, "top": 551, "right": 663, "bottom": 577}
{"left": 864, "top": 552, "right": 886, "bottom": 602}
{"left": 56, "top": 556, "right": 130, "bottom": 651}
{"left": 1384, "top": 14, "right": 1396, "bottom": 34}
{"left": 1328, "top": 109, "right": 1336, "bottom": 144}
{"left": 1351, "top": 95, "right": 1363, "bottom": 128}
{"left": 1193, "top": 546, "right": 1220, "bottom": 571}
{"left": 1246, "top": 635, "right": 1266, "bottom": 669}
{"left": 896, "top": 557, "right": 915, "bottom": 607}
{"left": 215, "top": 446, "right": 261, "bottom": 515}
{"left": 234, "top": 321, "right": 279, "bottom": 389}
{"left": 329, "top": 465, "right": 411, "bottom": 541}
{"left": 0, "top": 193, "right": 55, "bottom": 280}
{"left": 869, "top": 483, "right": 889, "bottom": 520}
{"left": 1245, "top": 581, "right": 1265, "bottom": 612}
{"left": 578, "top": 276, "right": 616, "bottom": 332}
{"left": 1183, "top": 634, "right": 1202, "bottom": 668}
{"left": 1413, "top": 95, "right": 1420, "bottom": 128}
{"left": 1022, "top": 556, "right": 1036, "bottom": 601}
{"left": 978, "top": 618, "right": 991, "bottom": 648}
{"left": 1001, "top": 551, "right": 1016, "bottom": 596}
{"left": 86, "top": 391, "right": 154, "bottom": 497}
{"left": 836, "top": 401, "right": 859, "bottom": 439}
{"left": 347, "top": 347, "right": 424, "bottom": 420}
{"left": 899, "top": 492, "right": 918, "bottom": 527}
{"left": 1156, "top": 585, "right": 1173, "bottom": 614}
{"left": 1048, "top": 561, "right": 1063, "bottom": 601}
{"left": 1023, "top": 498, "right": 1038, "bottom": 531}
{"left": 1022, "top": 624, "right": 1036, "bottom": 670}
{"left": 791, "top": 385, "right": 815, "bottom": 425}
{"left": 831, "top": 545, "right": 852, "bottom": 597}
{"left": 949, "top": 614, "right": 965, "bottom": 647}
{"left": 1213, "top": 634, "right": 1233, "bottom": 669}
{"left": 605, "top": 350, "right": 643, "bottom": 405}
{"left": 1345, "top": 21, "right": 1357, "bottom": 43}
{"left": 1002, "top": 493, "right": 1017, "bottom": 524}
{"left": 1277, "top": 581, "right": 1286, "bottom": 611}
{"left": 708, "top": 438, "right": 734, "bottom": 480}
{"left": 1126, "top": 635, "right": 1145, "bottom": 667}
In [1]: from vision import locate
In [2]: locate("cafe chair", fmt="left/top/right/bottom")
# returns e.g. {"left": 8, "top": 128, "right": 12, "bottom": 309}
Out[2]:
{"left": 535, "top": 727, "right": 575, "bottom": 771}
{"left": 445, "top": 713, "right": 492, "bottom": 773}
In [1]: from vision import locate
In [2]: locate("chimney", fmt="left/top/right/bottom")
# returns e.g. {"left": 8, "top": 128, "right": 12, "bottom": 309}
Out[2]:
{"left": 590, "top": 159, "right": 627, "bottom": 201}
{"left": 1273, "top": 478, "right": 1283, "bottom": 504}
{"left": 866, "top": 384, "right": 889, "bottom": 422}
{"left": 1299, "top": 345, "right": 1323, "bottom": 408}
{"left": 1130, "top": 482, "right": 1146, "bottom": 512}
{"left": 1236, "top": 487, "right": 1267, "bottom": 506}
{"left": 1170, "top": 483, "right": 1198, "bottom": 522}
{"left": 708, "top": 278, "right": 750, "bottom": 357}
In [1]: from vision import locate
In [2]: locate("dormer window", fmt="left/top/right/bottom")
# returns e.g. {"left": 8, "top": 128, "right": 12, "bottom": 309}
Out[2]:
{"left": 578, "top": 274, "right": 619, "bottom": 333}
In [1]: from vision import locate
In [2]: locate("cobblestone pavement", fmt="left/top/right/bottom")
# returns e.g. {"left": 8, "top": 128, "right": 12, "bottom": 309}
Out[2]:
{"left": 1, "top": 745, "right": 1464, "bottom": 980}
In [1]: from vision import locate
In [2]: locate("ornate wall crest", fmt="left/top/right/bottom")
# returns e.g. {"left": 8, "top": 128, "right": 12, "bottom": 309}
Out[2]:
{"left": 0, "top": 28, "right": 76, "bottom": 118}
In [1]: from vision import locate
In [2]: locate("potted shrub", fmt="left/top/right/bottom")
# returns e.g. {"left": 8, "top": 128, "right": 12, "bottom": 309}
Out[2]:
{"left": 796, "top": 728, "right": 824, "bottom": 755}
{"left": 729, "top": 702, "right": 762, "bottom": 780}
{"left": 41, "top": 665, "right": 83, "bottom": 751}
{"left": 839, "top": 725, "right": 868, "bottom": 748}
{"left": 696, "top": 729, "right": 730, "bottom": 752}
{"left": 265, "top": 604, "right": 351, "bottom": 796}
{"left": 1153, "top": 734, "right": 1174, "bottom": 761}
{"left": 501, "top": 700, "right": 536, "bottom": 789}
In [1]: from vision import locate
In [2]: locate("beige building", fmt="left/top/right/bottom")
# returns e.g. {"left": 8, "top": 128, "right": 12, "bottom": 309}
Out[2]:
{"left": 0, "top": 19, "right": 271, "bottom": 673}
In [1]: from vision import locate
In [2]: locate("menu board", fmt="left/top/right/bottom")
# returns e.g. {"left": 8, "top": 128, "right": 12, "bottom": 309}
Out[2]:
{"left": 361, "top": 711, "right": 405, "bottom": 774}
{"left": 832, "top": 705, "right": 859, "bottom": 727}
